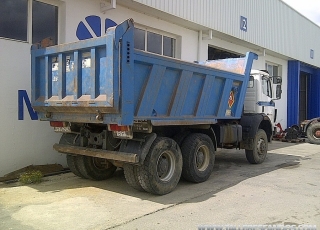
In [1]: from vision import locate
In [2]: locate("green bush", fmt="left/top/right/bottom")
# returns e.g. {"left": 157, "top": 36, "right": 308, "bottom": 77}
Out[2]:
{"left": 19, "top": 170, "right": 43, "bottom": 184}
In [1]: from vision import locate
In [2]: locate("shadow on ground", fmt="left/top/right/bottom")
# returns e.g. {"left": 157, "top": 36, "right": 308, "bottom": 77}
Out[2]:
{"left": 0, "top": 142, "right": 309, "bottom": 207}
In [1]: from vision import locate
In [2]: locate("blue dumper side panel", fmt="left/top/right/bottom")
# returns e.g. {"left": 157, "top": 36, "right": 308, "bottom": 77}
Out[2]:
{"left": 31, "top": 19, "right": 257, "bottom": 126}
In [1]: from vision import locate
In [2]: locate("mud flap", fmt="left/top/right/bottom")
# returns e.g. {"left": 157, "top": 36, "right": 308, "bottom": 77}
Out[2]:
{"left": 119, "top": 133, "right": 157, "bottom": 165}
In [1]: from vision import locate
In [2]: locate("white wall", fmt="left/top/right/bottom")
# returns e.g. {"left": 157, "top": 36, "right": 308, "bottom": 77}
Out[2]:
{"left": 0, "top": 39, "right": 65, "bottom": 176}
{"left": 63, "top": 0, "right": 199, "bottom": 62}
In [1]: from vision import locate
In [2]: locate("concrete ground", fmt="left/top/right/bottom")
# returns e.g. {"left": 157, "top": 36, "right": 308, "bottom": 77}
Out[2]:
{"left": 0, "top": 141, "right": 319, "bottom": 230}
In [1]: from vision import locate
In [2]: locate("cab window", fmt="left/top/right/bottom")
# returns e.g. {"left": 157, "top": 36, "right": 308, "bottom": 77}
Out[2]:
{"left": 261, "top": 76, "right": 272, "bottom": 97}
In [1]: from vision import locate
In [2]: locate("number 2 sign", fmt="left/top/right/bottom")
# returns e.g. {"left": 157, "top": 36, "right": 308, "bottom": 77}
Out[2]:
{"left": 240, "top": 16, "right": 247, "bottom": 32}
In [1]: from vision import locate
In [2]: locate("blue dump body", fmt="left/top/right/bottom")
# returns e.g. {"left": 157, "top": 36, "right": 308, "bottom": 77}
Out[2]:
{"left": 31, "top": 19, "right": 257, "bottom": 126}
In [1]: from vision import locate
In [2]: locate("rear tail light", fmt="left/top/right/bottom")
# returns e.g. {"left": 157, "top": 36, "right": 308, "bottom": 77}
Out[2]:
{"left": 109, "top": 124, "right": 130, "bottom": 132}
{"left": 108, "top": 124, "right": 133, "bottom": 139}
{"left": 50, "top": 121, "right": 71, "bottom": 133}
{"left": 50, "top": 121, "right": 68, "bottom": 127}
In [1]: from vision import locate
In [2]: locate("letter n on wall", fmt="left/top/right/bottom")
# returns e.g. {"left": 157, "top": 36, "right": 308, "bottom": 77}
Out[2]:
{"left": 18, "top": 90, "right": 38, "bottom": 120}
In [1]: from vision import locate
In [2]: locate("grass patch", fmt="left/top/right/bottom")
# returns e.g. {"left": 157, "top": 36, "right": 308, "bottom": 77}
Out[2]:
{"left": 19, "top": 170, "right": 43, "bottom": 184}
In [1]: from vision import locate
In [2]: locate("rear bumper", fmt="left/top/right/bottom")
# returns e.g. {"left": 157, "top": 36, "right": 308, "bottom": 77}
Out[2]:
{"left": 53, "top": 144, "right": 139, "bottom": 163}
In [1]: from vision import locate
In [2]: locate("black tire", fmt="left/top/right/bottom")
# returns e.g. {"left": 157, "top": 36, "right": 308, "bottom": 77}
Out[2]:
{"left": 123, "top": 164, "right": 145, "bottom": 192}
{"left": 66, "top": 155, "right": 84, "bottom": 178}
{"left": 306, "top": 122, "right": 320, "bottom": 145}
{"left": 180, "top": 133, "right": 215, "bottom": 183}
{"left": 76, "top": 156, "right": 117, "bottom": 180}
{"left": 59, "top": 133, "right": 85, "bottom": 179}
{"left": 136, "top": 137, "right": 182, "bottom": 195}
{"left": 245, "top": 129, "right": 268, "bottom": 164}
{"left": 172, "top": 131, "right": 190, "bottom": 146}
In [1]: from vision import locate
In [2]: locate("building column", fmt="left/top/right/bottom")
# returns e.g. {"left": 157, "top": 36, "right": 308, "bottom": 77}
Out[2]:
{"left": 287, "top": 60, "right": 300, "bottom": 127}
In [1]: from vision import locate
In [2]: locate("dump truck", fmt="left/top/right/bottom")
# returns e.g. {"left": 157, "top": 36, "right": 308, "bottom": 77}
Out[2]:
{"left": 31, "top": 19, "right": 281, "bottom": 195}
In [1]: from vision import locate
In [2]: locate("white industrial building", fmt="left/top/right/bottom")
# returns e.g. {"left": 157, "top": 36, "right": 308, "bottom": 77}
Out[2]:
{"left": 1, "top": 0, "right": 319, "bottom": 176}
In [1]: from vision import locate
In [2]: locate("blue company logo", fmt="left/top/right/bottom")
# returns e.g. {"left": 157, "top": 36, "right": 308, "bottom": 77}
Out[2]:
{"left": 18, "top": 90, "right": 38, "bottom": 120}
{"left": 76, "top": 15, "right": 117, "bottom": 40}
{"left": 19, "top": 16, "right": 117, "bottom": 120}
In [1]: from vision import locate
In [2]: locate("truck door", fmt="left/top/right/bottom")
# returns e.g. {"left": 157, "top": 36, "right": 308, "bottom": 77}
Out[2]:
{"left": 245, "top": 72, "right": 275, "bottom": 123}
{"left": 259, "top": 75, "right": 275, "bottom": 123}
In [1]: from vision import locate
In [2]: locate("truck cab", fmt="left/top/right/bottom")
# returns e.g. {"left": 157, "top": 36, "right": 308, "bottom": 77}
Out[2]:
{"left": 244, "top": 70, "right": 282, "bottom": 130}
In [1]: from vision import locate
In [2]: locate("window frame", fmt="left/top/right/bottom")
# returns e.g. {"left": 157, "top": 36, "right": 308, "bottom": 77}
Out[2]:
{"left": 0, "top": 0, "right": 29, "bottom": 42}
{"left": 32, "top": 0, "right": 59, "bottom": 45}
{"left": 265, "top": 62, "right": 281, "bottom": 78}
{"left": 265, "top": 62, "right": 282, "bottom": 98}
{"left": 0, "top": 0, "right": 63, "bottom": 44}
{"left": 134, "top": 24, "right": 177, "bottom": 58}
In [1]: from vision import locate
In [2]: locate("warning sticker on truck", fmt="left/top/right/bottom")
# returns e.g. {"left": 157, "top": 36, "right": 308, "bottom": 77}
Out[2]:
{"left": 228, "top": 91, "right": 235, "bottom": 108}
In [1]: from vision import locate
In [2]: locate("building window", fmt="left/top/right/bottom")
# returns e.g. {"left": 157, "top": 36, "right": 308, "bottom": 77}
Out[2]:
{"left": 32, "top": 1, "right": 58, "bottom": 45}
{"left": 265, "top": 62, "right": 281, "bottom": 98}
{"left": 0, "top": 0, "right": 58, "bottom": 44}
{"left": 0, "top": 0, "right": 28, "bottom": 41}
{"left": 163, "top": 36, "right": 175, "bottom": 57}
{"left": 265, "top": 63, "right": 279, "bottom": 77}
{"left": 134, "top": 28, "right": 145, "bottom": 50}
{"left": 134, "top": 28, "right": 176, "bottom": 58}
{"left": 208, "top": 47, "right": 243, "bottom": 60}
{"left": 147, "top": 31, "right": 162, "bottom": 55}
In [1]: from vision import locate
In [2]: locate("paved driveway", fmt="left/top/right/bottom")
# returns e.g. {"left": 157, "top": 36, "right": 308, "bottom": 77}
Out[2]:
{"left": 1, "top": 141, "right": 319, "bottom": 230}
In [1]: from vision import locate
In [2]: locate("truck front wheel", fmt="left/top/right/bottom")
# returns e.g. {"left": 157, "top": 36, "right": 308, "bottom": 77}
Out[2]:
{"left": 245, "top": 129, "right": 268, "bottom": 164}
{"left": 136, "top": 137, "right": 182, "bottom": 195}
{"left": 306, "top": 122, "right": 320, "bottom": 145}
{"left": 180, "top": 133, "right": 215, "bottom": 183}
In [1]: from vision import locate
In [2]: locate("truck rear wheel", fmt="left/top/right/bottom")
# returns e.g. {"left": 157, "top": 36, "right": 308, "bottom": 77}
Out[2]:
{"left": 59, "top": 133, "right": 85, "bottom": 179}
{"left": 76, "top": 156, "right": 117, "bottom": 181}
{"left": 306, "top": 122, "right": 320, "bottom": 145}
{"left": 123, "top": 164, "right": 144, "bottom": 192}
{"left": 245, "top": 129, "right": 268, "bottom": 164}
{"left": 66, "top": 155, "right": 85, "bottom": 178}
{"left": 172, "top": 131, "right": 190, "bottom": 146}
{"left": 136, "top": 137, "right": 182, "bottom": 195}
{"left": 180, "top": 133, "right": 215, "bottom": 183}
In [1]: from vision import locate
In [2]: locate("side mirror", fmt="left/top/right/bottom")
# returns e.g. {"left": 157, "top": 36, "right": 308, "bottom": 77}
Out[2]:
{"left": 273, "top": 76, "right": 282, "bottom": 84}
{"left": 276, "top": 85, "right": 282, "bottom": 99}
{"left": 248, "top": 76, "right": 254, "bottom": 88}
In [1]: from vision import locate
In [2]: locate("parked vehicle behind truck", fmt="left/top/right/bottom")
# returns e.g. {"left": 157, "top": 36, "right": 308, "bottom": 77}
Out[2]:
{"left": 300, "top": 118, "right": 320, "bottom": 144}
{"left": 31, "top": 19, "right": 281, "bottom": 195}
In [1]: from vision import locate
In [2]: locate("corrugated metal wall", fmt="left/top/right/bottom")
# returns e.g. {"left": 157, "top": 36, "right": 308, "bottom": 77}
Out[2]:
{"left": 132, "top": 0, "right": 320, "bottom": 68}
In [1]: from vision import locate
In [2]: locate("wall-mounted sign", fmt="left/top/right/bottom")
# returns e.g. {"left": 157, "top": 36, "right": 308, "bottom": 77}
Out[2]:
{"left": 76, "top": 15, "right": 117, "bottom": 40}
{"left": 240, "top": 16, "right": 247, "bottom": 32}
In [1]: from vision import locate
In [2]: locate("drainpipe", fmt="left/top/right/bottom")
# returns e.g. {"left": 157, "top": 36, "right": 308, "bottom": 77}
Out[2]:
{"left": 198, "top": 30, "right": 213, "bottom": 62}
{"left": 197, "top": 30, "right": 202, "bottom": 62}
